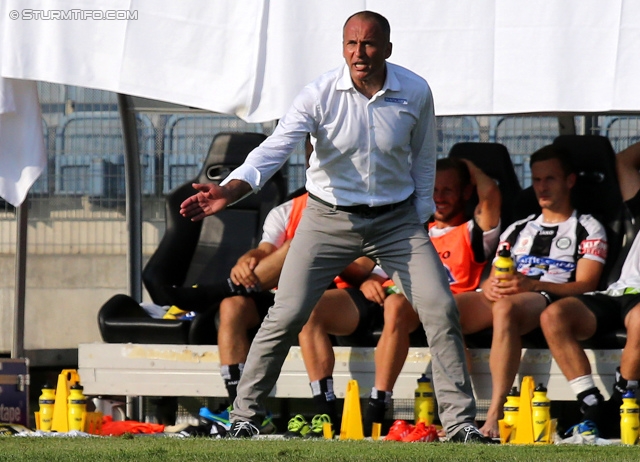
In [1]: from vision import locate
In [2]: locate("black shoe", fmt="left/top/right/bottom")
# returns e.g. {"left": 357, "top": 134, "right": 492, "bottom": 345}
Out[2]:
{"left": 228, "top": 420, "right": 260, "bottom": 438}
{"left": 582, "top": 399, "right": 620, "bottom": 439}
{"left": 449, "top": 425, "right": 498, "bottom": 444}
{"left": 177, "top": 420, "right": 227, "bottom": 438}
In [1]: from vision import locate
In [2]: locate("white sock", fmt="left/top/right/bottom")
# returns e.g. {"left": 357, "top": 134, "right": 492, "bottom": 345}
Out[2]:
{"left": 569, "top": 375, "right": 596, "bottom": 396}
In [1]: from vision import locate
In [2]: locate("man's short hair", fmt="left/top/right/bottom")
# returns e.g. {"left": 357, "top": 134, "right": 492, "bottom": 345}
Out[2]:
{"left": 436, "top": 157, "right": 471, "bottom": 189}
{"left": 529, "top": 145, "right": 575, "bottom": 177}
{"left": 344, "top": 11, "right": 391, "bottom": 43}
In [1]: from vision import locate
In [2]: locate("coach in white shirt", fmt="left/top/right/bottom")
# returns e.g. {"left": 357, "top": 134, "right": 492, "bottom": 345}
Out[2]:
{"left": 180, "top": 10, "right": 490, "bottom": 443}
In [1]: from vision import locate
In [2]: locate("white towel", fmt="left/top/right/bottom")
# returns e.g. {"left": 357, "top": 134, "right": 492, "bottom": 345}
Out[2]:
{"left": 0, "top": 77, "right": 46, "bottom": 207}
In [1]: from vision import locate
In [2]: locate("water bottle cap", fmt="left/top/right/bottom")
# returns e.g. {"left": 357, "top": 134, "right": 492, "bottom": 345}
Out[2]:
{"left": 417, "top": 374, "right": 431, "bottom": 383}
{"left": 623, "top": 389, "right": 636, "bottom": 399}
{"left": 508, "top": 386, "right": 519, "bottom": 396}
{"left": 534, "top": 383, "right": 547, "bottom": 392}
{"left": 498, "top": 245, "right": 511, "bottom": 257}
{"left": 70, "top": 382, "right": 84, "bottom": 390}
{"left": 42, "top": 383, "right": 54, "bottom": 390}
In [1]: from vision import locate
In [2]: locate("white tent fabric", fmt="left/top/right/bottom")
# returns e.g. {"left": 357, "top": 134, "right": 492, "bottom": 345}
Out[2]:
{"left": 0, "top": 77, "right": 45, "bottom": 206}
{"left": 1, "top": 0, "right": 640, "bottom": 123}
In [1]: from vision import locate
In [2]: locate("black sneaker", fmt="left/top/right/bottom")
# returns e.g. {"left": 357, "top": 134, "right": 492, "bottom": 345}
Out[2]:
{"left": 582, "top": 399, "right": 620, "bottom": 439}
{"left": 177, "top": 420, "right": 227, "bottom": 438}
{"left": 449, "top": 425, "right": 498, "bottom": 444}
{"left": 228, "top": 420, "right": 260, "bottom": 438}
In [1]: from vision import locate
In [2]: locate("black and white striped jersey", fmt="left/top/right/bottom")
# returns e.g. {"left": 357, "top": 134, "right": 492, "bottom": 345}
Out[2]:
{"left": 498, "top": 211, "right": 607, "bottom": 284}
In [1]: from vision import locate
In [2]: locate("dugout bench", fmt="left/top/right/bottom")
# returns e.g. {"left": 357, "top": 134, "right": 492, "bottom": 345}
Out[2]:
{"left": 78, "top": 343, "right": 620, "bottom": 423}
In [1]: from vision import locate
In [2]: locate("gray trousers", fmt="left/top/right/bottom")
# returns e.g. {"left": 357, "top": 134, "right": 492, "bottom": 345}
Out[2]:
{"left": 230, "top": 198, "right": 476, "bottom": 434}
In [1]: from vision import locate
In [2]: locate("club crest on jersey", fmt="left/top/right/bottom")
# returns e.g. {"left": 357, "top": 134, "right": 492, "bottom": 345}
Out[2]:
{"left": 556, "top": 237, "right": 572, "bottom": 250}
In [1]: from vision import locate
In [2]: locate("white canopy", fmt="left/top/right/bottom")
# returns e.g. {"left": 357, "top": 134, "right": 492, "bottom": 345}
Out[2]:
{"left": 1, "top": 0, "right": 639, "bottom": 358}
{"left": 2, "top": 0, "right": 640, "bottom": 123}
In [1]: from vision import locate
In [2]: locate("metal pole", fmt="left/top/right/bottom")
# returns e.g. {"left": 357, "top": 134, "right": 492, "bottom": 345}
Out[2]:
{"left": 12, "top": 200, "right": 28, "bottom": 359}
{"left": 117, "top": 94, "right": 143, "bottom": 302}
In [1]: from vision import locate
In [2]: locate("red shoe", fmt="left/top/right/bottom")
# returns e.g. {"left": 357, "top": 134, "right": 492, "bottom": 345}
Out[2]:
{"left": 401, "top": 421, "right": 438, "bottom": 442}
{"left": 384, "top": 419, "right": 414, "bottom": 441}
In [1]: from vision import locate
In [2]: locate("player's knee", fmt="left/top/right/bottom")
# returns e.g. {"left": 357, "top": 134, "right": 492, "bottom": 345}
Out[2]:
{"left": 625, "top": 304, "right": 640, "bottom": 332}
{"left": 491, "top": 298, "right": 517, "bottom": 321}
{"left": 384, "top": 297, "right": 417, "bottom": 330}
{"left": 219, "top": 297, "right": 253, "bottom": 328}
{"left": 540, "top": 300, "right": 572, "bottom": 335}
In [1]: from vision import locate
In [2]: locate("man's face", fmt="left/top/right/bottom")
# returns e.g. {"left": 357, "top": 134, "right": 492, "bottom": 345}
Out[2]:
{"left": 342, "top": 16, "right": 392, "bottom": 88}
{"left": 531, "top": 158, "right": 575, "bottom": 211}
{"left": 433, "top": 169, "right": 466, "bottom": 224}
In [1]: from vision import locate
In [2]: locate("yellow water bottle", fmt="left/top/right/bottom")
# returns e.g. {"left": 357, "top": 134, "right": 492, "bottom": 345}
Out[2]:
{"left": 494, "top": 245, "right": 515, "bottom": 278}
{"left": 531, "top": 383, "right": 551, "bottom": 443}
{"left": 414, "top": 374, "right": 435, "bottom": 425}
{"left": 503, "top": 386, "right": 520, "bottom": 428}
{"left": 67, "top": 382, "right": 87, "bottom": 432}
{"left": 38, "top": 383, "right": 56, "bottom": 431}
{"left": 620, "top": 390, "right": 639, "bottom": 445}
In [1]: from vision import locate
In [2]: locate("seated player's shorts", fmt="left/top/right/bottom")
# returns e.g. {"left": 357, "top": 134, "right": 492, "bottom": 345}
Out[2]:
{"left": 537, "top": 290, "right": 561, "bottom": 306}
{"left": 336, "top": 288, "right": 384, "bottom": 343}
{"left": 250, "top": 291, "right": 277, "bottom": 320}
{"left": 575, "top": 292, "right": 640, "bottom": 339}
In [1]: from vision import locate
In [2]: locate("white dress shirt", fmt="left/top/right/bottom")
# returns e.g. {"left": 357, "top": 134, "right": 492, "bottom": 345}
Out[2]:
{"left": 222, "top": 62, "right": 437, "bottom": 223}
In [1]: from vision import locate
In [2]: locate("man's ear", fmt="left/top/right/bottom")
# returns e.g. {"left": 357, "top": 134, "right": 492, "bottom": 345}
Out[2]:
{"left": 566, "top": 172, "right": 577, "bottom": 190}
{"left": 385, "top": 42, "right": 393, "bottom": 59}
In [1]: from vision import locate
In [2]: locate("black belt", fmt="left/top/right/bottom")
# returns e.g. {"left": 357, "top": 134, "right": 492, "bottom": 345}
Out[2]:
{"left": 308, "top": 193, "right": 411, "bottom": 218}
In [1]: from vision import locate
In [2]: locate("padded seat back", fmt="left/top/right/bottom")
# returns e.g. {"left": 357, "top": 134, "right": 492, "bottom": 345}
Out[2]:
{"left": 100, "top": 132, "right": 285, "bottom": 344}
{"left": 448, "top": 142, "right": 522, "bottom": 227}
{"left": 143, "top": 132, "right": 284, "bottom": 302}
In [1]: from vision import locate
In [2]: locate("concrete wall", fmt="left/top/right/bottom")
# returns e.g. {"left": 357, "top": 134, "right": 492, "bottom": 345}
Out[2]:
{"left": 0, "top": 218, "right": 161, "bottom": 353}
{"left": 0, "top": 254, "right": 128, "bottom": 351}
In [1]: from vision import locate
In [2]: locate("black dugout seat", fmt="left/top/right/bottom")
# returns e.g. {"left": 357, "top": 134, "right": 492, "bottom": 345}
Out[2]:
{"left": 448, "top": 142, "right": 523, "bottom": 227}
{"left": 98, "top": 132, "right": 286, "bottom": 345}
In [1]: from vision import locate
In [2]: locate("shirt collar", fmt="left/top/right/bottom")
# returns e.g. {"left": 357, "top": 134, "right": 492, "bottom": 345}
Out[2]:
{"left": 337, "top": 62, "right": 401, "bottom": 93}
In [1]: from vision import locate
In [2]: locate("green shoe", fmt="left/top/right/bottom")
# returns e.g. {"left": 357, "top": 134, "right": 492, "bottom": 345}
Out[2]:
{"left": 260, "top": 411, "right": 277, "bottom": 435}
{"left": 305, "top": 414, "right": 333, "bottom": 438}
{"left": 283, "top": 414, "right": 310, "bottom": 438}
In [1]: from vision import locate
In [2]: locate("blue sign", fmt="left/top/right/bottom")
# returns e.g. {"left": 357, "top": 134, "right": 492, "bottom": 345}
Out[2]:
{"left": 0, "top": 359, "right": 29, "bottom": 427}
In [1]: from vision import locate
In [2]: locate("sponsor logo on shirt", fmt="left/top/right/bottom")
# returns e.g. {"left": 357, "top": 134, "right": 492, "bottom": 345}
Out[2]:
{"left": 579, "top": 239, "right": 608, "bottom": 259}
{"left": 384, "top": 97, "right": 408, "bottom": 105}
{"left": 516, "top": 255, "right": 576, "bottom": 275}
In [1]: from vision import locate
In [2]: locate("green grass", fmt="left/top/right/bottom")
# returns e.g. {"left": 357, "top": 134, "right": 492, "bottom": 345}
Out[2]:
{"left": 0, "top": 437, "right": 639, "bottom": 462}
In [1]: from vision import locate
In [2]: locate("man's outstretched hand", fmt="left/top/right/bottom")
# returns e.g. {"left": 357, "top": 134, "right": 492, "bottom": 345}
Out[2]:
{"left": 180, "top": 183, "right": 229, "bottom": 221}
